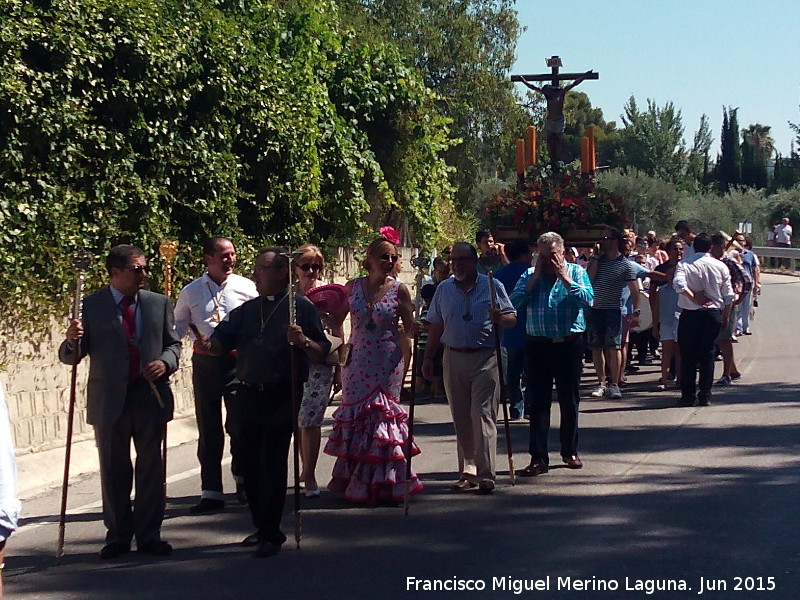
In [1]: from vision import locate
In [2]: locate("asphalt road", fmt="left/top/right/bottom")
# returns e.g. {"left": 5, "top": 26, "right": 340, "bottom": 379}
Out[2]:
{"left": 5, "top": 273, "right": 799, "bottom": 599}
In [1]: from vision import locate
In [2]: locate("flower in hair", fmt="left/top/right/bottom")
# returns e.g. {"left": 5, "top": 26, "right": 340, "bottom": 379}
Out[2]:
{"left": 379, "top": 225, "right": 401, "bottom": 245}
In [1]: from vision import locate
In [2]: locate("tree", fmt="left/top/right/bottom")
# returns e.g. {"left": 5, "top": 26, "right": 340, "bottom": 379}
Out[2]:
{"left": 337, "top": 0, "right": 527, "bottom": 211}
{"left": 741, "top": 123, "right": 774, "bottom": 189}
{"left": 717, "top": 106, "right": 742, "bottom": 192}
{"left": 618, "top": 96, "right": 686, "bottom": 181}
{"left": 560, "top": 91, "right": 619, "bottom": 168}
{"left": 686, "top": 114, "right": 713, "bottom": 185}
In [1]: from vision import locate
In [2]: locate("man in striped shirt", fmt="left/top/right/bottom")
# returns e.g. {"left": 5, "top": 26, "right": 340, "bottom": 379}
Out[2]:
{"left": 510, "top": 232, "right": 594, "bottom": 475}
{"left": 423, "top": 242, "right": 516, "bottom": 494}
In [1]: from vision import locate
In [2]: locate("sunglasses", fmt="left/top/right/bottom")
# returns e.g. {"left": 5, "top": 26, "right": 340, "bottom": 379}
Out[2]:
{"left": 297, "top": 263, "right": 322, "bottom": 272}
{"left": 124, "top": 265, "right": 149, "bottom": 274}
{"left": 380, "top": 254, "right": 399, "bottom": 263}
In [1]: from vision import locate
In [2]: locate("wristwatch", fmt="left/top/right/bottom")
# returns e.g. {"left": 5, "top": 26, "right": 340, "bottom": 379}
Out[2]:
{"left": 303, "top": 338, "right": 311, "bottom": 349}
{"left": 632, "top": 309, "right": 641, "bottom": 316}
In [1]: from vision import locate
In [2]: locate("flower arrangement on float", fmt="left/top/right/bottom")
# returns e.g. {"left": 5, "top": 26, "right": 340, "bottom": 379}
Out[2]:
{"left": 481, "top": 162, "right": 627, "bottom": 241}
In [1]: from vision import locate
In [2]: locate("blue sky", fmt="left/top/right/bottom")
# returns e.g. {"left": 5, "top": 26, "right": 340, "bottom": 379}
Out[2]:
{"left": 513, "top": 0, "right": 800, "bottom": 156}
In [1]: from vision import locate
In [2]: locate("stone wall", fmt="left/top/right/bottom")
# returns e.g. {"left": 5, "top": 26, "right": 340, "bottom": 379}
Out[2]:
{"left": 1, "top": 245, "right": 421, "bottom": 455}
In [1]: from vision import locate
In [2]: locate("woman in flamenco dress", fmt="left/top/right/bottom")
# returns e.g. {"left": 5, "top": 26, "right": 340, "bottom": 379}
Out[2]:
{"left": 324, "top": 229, "right": 423, "bottom": 504}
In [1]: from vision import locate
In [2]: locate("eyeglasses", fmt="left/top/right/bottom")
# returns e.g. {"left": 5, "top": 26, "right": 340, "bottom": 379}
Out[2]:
{"left": 449, "top": 256, "right": 473, "bottom": 264}
{"left": 380, "top": 254, "right": 399, "bottom": 263}
{"left": 124, "top": 265, "right": 149, "bottom": 274}
{"left": 297, "top": 263, "right": 322, "bottom": 272}
{"left": 600, "top": 236, "right": 616, "bottom": 241}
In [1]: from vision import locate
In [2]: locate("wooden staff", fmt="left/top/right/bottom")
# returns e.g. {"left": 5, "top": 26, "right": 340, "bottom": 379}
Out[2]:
{"left": 487, "top": 270, "right": 516, "bottom": 485}
{"left": 158, "top": 241, "right": 178, "bottom": 499}
{"left": 287, "top": 250, "right": 303, "bottom": 549}
{"left": 56, "top": 256, "right": 91, "bottom": 563}
{"left": 404, "top": 331, "right": 420, "bottom": 516}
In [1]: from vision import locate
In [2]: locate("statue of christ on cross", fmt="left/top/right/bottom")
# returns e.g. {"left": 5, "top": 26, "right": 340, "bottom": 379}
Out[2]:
{"left": 512, "top": 56, "right": 598, "bottom": 169}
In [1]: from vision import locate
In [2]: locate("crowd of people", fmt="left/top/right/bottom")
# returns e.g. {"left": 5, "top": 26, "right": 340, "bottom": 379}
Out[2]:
{"left": 46, "top": 219, "right": 764, "bottom": 562}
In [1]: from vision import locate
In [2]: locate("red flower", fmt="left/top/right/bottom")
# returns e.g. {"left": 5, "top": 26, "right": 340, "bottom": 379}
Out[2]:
{"left": 379, "top": 225, "right": 401, "bottom": 245}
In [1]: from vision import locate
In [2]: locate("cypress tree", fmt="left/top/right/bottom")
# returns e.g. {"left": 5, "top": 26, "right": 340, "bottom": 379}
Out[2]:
{"left": 718, "top": 107, "right": 742, "bottom": 192}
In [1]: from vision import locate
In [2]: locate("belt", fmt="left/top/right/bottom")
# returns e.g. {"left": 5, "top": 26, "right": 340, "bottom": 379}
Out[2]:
{"left": 448, "top": 346, "right": 492, "bottom": 353}
{"left": 526, "top": 333, "right": 580, "bottom": 344}
{"left": 193, "top": 349, "right": 237, "bottom": 358}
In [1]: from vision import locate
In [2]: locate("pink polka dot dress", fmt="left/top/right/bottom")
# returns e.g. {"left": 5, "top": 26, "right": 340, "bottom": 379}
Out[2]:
{"left": 324, "top": 278, "right": 422, "bottom": 503}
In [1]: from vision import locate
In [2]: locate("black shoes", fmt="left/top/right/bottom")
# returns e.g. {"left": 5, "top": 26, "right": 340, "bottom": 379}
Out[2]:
{"left": 189, "top": 498, "right": 225, "bottom": 515}
{"left": 100, "top": 540, "right": 171, "bottom": 559}
{"left": 99, "top": 542, "right": 131, "bottom": 560}
{"left": 235, "top": 483, "right": 248, "bottom": 505}
{"left": 477, "top": 479, "right": 495, "bottom": 495}
{"left": 518, "top": 462, "right": 549, "bottom": 477}
{"left": 254, "top": 541, "right": 281, "bottom": 558}
{"left": 138, "top": 540, "right": 172, "bottom": 557}
{"left": 241, "top": 533, "right": 260, "bottom": 547}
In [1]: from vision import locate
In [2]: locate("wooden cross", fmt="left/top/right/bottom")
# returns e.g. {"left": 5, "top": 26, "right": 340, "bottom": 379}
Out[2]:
{"left": 511, "top": 55, "right": 599, "bottom": 87}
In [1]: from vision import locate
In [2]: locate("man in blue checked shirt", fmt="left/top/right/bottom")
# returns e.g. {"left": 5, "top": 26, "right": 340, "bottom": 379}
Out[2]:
{"left": 510, "top": 232, "right": 594, "bottom": 476}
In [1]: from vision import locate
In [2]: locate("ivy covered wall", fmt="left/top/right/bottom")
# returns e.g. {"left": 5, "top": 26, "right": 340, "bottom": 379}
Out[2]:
{"left": 0, "top": 0, "right": 458, "bottom": 328}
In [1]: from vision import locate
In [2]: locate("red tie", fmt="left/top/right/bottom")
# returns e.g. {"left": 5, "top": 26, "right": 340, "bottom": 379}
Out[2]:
{"left": 121, "top": 296, "right": 140, "bottom": 382}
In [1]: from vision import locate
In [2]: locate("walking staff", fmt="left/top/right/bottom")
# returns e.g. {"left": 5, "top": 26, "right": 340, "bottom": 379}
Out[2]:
{"left": 487, "top": 270, "right": 516, "bottom": 485}
{"left": 56, "top": 256, "right": 90, "bottom": 562}
{"left": 287, "top": 250, "right": 302, "bottom": 549}
{"left": 404, "top": 332, "right": 420, "bottom": 516}
{"left": 158, "top": 241, "right": 178, "bottom": 499}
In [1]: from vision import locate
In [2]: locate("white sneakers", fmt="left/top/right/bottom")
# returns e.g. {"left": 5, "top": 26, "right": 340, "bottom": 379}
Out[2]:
{"left": 590, "top": 383, "right": 622, "bottom": 398}
{"left": 590, "top": 385, "right": 606, "bottom": 398}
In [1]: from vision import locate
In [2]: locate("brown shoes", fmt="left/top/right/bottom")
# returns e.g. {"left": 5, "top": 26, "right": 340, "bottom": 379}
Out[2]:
{"left": 451, "top": 479, "right": 477, "bottom": 491}
{"left": 562, "top": 455, "right": 583, "bottom": 469}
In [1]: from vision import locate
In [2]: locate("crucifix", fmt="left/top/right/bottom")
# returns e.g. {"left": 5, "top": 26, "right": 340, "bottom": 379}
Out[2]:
{"left": 511, "top": 56, "right": 598, "bottom": 169}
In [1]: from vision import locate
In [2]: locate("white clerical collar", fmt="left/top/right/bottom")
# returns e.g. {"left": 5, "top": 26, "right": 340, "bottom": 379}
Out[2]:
{"left": 266, "top": 295, "right": 275, "bottom": 301}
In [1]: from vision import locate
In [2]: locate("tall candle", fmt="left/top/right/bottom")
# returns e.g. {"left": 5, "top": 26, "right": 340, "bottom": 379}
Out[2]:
{"left": 526, "top": 126, "right": 537, "bottom": 166}
{"left": 580, "top": 137, "right": 590, "bottom": 173}
{"left": 516, "top": 139, "right": 525, "bottom": 174}
{"left": 586, "top": 125, "right": 596, "bottom": 172}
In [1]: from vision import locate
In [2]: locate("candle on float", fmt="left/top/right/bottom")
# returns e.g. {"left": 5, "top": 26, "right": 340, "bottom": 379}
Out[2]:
{"left": 580, "top": 137, "right": 590, "bottom": 173}
{"left": 526, "top": 126, "right": 537, "bottom": 166}
{"left": 516, "top": 139, "right": 525, "bottom": 174}
{"left": 586, "top": 125, "right": 596, "bottom": 172}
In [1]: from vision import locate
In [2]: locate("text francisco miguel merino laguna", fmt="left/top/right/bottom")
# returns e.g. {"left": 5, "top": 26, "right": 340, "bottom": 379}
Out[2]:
{"left": 405, "top": 575, "right": 773, "bottom": 595}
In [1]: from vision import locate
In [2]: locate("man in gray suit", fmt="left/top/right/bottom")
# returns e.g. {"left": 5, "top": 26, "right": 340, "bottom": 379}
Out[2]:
{"left": 59, "top": 244, "right": 181, "bottom": 559}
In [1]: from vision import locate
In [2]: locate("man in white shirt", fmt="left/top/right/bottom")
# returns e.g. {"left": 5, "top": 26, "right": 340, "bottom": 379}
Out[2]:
{"left": 773, "top": 217, "right": 792, "bottom": 247}
{"left": 672, "top": 233, "right": 734, "bottom": 407}
{"left": 175, "top": 237, "right": 257, "bottom": 514}
{"left": 674, "top": 220, "right": 696, "bottom": 257}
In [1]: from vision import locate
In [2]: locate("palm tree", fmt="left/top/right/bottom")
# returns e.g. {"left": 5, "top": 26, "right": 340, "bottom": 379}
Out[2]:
{"left": 743, "top": 124, "right": 775, "bottom": 164}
